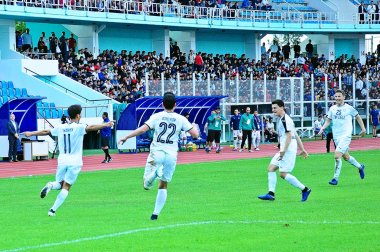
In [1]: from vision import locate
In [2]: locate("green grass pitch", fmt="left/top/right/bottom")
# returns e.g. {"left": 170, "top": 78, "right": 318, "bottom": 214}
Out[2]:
{"left": 1, "top": 150, "right": 379, "bottom": 251}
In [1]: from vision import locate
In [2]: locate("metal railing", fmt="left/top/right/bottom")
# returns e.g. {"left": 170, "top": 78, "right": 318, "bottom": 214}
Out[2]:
{"left": 0, "top": 0, "right": 339, "bottom": 25}
{"left": 145, "top": 71, "right": 380, "bottom": 135}
{"left": 24, "top": 67, "right": 112, "bottom": 104}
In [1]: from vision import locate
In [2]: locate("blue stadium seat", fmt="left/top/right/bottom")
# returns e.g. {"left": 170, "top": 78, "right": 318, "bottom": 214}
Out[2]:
{"left": 49, "top": 102, "right": 56, "bottom": 108}
{"left": 51, "top": 109, "right": 58, "bottom": 118}
{"left": 7, "top": 81, "right": 14, "bottom": 90}
{"left": 21, "top": 88, "right": 28, "bottom": 97}
{"left": 57, "top": 109, "right": 63, "bottom": 119}
{"left": 38, "top": 108, "right": 45, "bottom": 118}
{"left": 8, "top": 88, "right": 15, "bottom": 99}
{"left": 15, "top": 88, "right": 21, "bottom": 98}
{"left": 44, "top": 108, "right": 52, "bottom": 118}
{"left": 42, "top": 102, "right": 49, "bottom": 108}
{"left": 1, "top": 81, "right": 7, "bottom": 89}
{"left": 2, "top": 95, "right": 9, "bottom": 103}
{"left": 1, "top": 88, "right": 8, "bottom": 96}
{"left": 0, "top": 96, "right": 3, "bottom": 105}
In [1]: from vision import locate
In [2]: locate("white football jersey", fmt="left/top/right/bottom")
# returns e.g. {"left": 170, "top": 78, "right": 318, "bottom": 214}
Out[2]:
{"left": 327, "top": 103, "right": 358, "bottom": 139}
{"left": 50, "top": 123, "right": 87, "bottom": 166}
{"left": 145, "top": 111, "right": 193, "bottom": 154}
{"left": 276, "top": 114, "right": 297, "bottom": 152}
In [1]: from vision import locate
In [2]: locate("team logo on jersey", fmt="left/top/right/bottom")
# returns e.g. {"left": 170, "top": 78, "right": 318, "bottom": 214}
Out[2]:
{"left": 334, "top": 109, "right": 345, "bottom": 119}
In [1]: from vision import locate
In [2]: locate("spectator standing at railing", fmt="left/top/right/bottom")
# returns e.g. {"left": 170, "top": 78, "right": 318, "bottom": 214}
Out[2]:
{"left": 49, "top": 32, "right": 58, "bottom": 55}
{"left": 21, "top": 28, "right": 33, "bottom": 52}
{"left": 68, "top": 33, "right": 77, "bottom": 52}
{"left": 261, "top": 42, "right": 266, "bottom": 56}
{"left": 195, "top": 52, "right": 204, "bottom": 72}
{"left": 38, "top": 37, "right": 48, "bottom": 53}
{"left": 40, "top": 31, "right": 47, "bottom": 47}
{"left": 59, "top": 31, "right": 68, "bottom": 62}
{"left": 367, "top": 1, "right": 376, "bottom": 23}
{"left": 358, "top": 1, "right": 366, "bottom": 24}
{"left": 261, "top": 0, "right": 271, "bottom": 11}
{"left": 293, "top": 42, "right": 301, "bottom": 58}
{"left": 15, "top": 30, "right": 23, "bottom": 52}
{"left": 282, "top": 42, "right": 290, "bottom": 60}
{"left": 305, "top": 39, "right": 314, "bottom": 59}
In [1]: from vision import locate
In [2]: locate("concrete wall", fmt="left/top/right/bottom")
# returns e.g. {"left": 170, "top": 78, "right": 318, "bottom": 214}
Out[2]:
{"left": 196, "top": 31, "right": 248, "bottom": 57}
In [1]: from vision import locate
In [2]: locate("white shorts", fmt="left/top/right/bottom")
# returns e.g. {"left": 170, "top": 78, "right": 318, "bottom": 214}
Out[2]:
{"left": 233, "top": 130, "right": 242, "bottom": 138}
{"left": 145, "top": 150, "right": 177, "bottom": 182}
{"left": 270, "top": 151, "right": 296, "bottom": 173}
{"left": 252, "top": 130, "right": 261, "bottom": 138}
{"left": 56, "top": 165, "right": 82, "bottom": 185}
{"left": 334, "top": 136, "right": 351, "bottom": 154}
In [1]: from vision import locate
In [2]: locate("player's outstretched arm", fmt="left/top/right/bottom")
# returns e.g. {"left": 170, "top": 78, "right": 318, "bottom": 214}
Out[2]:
{"left": 119, "top": 124, "right": 150, "bottom": 145}
{"left": 86, "top": 121, "right": 114, "bottom": 133}
{"left": 23, "top": 129, "right": 51, "bottom": 137}
{"left": 295, "top": 131, "right": 308, "bottom": 159}
{"left": 318, "top": 118, "right": 330, "bottom": 135}
{"left": 355, "top": 114, "right": 366, "bottom": 137}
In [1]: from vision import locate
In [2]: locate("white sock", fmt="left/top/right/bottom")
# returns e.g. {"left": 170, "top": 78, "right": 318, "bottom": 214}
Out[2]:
{"left": 256, "top": 137, "right": 260, "bottom": 148}
{"left": 233, "top": 139, "right": 237, "bottom": 148}
{"left": 284, "top": 174, "right": 306, "bottom": 190}
{"left": 268, "top": 172, "right": 277, "bottom": 193}
{"left": 51, "top": 181, "right": 61, "bottom": 190}
{"left": 237, "top": 140, "right": 241, "bottom": 148}
{"left": 334, "top": 159, "right": 342, "bottom": 180}
{"left": 347, "top": 156, "right": 361, "bottom": 169}
{"left": 153, "top": 189, "right": 167, "bottom": 215}
{"left": 51, "top": 189, "right": 68, "bottom": 212}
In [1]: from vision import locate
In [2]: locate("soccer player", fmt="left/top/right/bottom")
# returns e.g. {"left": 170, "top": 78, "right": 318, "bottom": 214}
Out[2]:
{"left": 99, "top": 112, "right": 113, "bottom": 163}
{"left": 370, "top": 104, "right": 379, "bottom": 137}
{"left": 118, "top": 92, "right": 198, "bottom": 220}
{"left": 205, "top": 107, "right": 226, "bottom": 153}
{"left": 230, "top": 109, "right": 242, "bottom": 151}
{"left": 318, "top": 90, "right": 366, "bottom": 185}
{"left": 239, "top": 107, "right": 255, "bottom": 152}
{"left": 23, "top": 105, "right": 114, "bottom": 216}
{"left": 258, "top": 99, "right": 311, "bottom": 202}
{"left": 252, "top": 110, "right": 262, "bottom": 151}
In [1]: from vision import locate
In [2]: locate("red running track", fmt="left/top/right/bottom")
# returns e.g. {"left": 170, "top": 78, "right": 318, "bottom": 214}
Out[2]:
{"left": 0, "top": 138, "right": 378, "bottom": 179}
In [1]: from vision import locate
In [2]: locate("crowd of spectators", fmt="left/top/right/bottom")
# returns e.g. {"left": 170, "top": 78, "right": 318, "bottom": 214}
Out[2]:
{"left": 18, "top": 29, "right": 380, "bottom": 111}
{"left": 358, "top": 1, "right": 380, "bottom": 24}
{"left": 9, "top": 0, "right": 274, "bottom": 13}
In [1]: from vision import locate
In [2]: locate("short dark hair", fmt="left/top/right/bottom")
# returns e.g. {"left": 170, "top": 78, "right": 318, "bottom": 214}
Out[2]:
{"left": 163, "top": 92, "right": 176, "bottom": 110}
{"left": 68, "top": 104, "right": 82, "bottom": 119}
{"left": 103, "top": 112, "right": 108, "bottom": 118}
{"left": 272, "top": 99, "right": 285, "bottom": 108}
{"left": 335, "top": 89, "right": 345, "bottom": 96}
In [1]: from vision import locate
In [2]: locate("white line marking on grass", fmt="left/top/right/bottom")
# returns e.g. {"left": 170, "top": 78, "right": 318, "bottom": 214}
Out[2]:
{"left": 2, "top": 219, "right": 380, "bottom": 252}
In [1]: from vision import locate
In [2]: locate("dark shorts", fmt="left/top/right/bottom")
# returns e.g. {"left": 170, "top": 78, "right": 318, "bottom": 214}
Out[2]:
{"left": 373, "top": 121, "right": 379, "bottom": 127}
{"left": 101, "top": 136, "right": 110, "bottom": 147}
{"left": 207, "top": 129, "right": 221, "bottom": 143}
